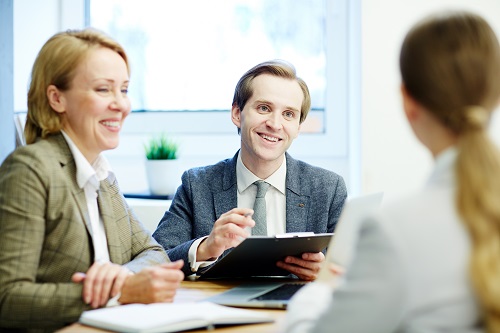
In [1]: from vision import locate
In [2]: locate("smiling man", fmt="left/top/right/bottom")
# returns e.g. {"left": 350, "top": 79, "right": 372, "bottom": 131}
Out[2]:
{"left": 153, "top": 60, "right": 347, "bottom": 280}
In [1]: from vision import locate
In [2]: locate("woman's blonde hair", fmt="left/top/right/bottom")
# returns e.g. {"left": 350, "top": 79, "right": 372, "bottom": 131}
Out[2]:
{"left": 400, "top": 11, "right": 500, "bottom": 331}
{"left": 25, "top": 28, "right": 129, "bottom": 144}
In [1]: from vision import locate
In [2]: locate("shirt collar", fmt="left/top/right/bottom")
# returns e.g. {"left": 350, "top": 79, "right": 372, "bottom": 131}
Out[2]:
{"left": 236, "top": 152, "right": 287, "bottom": 194}
{"left": 61, "top": 131, "right": 114, "bottom": 190}
{"left": 427, "top": 146, "right": 457, "bottom": 186}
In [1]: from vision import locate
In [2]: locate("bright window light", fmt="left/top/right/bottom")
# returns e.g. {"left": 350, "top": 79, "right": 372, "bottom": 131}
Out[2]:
{"left": 90, "top": 0, "right": 326, "bottom": 112}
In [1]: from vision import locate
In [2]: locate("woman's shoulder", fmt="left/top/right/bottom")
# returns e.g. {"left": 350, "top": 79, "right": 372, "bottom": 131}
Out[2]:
{"left": 367, "top": 186, "right": 458, "bottom": 247}
{"left": 2, "top": 134, "right": 71, "bottom": 170}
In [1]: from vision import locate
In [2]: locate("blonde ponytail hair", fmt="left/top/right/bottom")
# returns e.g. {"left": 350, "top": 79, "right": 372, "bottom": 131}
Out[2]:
{"left": 456, "top": 109, "right": 500, "bottom": 332}
{"left": 400, "top": 11, "right": 500, "bottom": 331}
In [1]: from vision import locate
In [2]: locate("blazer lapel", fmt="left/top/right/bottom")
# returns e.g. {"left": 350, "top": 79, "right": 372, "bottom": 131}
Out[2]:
{"left": 214, "top": 152, "right": 239, "bottom": 219}
{"left": 97, "top": 179, "right": 122, "bottom": 263}
{"left": 285, "top": 153, "right": 311, "bottom": 233}
{"left": 73, "top": 189, "right": 92, "bottom": 233}
{"left": 52, "top": 133, "right": 94, "bottom": 235}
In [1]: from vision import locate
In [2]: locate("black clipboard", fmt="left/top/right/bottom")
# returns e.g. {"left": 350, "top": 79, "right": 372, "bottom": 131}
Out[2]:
{"left": 198, "top": 233, "right": 333, "bottom": 279}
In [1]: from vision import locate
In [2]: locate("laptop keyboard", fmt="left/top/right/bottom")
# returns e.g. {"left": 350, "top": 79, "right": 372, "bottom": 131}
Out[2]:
{"left": 253, "top": 283, "right": 306, "bottom": 301}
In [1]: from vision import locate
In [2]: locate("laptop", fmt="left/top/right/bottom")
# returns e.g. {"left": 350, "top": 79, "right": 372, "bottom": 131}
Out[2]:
{"left": 203, "top": 192, "right": 384, "bottom": 309}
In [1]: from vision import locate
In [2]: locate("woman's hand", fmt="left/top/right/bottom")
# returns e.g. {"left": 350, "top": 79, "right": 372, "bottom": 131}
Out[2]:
{"left": 72, "top": 261, "right": 132, "bottom": 308}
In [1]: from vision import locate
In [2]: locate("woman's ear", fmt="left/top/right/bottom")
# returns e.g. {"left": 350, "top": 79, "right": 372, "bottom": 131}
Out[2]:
{"left": 401, "top": 84, "right": 419, "bottom": 123}
{"left": 46, "top": 85, "right": 66, "bottom": 113}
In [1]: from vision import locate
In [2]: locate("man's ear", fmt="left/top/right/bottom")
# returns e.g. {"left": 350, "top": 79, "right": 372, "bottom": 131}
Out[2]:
{"left": 231, "top": 104, "right": 241, "bottom": 128}
{"left": 46, "top": 85, "right": 66, "bottom": 114}
{"left": 401, "top": 84, "right": 419, "bottom": 123}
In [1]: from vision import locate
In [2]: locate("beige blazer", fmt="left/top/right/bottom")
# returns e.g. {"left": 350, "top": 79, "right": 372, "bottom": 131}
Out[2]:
{"left": 0, "top": 133, "right": 169, "bottom": 333}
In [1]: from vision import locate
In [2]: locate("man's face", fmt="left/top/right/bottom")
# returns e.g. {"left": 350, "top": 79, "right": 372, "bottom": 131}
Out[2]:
{"left": 231, "top": 74, "right": 302, "bottom": 174}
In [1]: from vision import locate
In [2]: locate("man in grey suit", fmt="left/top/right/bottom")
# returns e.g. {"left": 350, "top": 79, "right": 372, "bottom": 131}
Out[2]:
{"left": 153, "top": 60, "right": 347, "bottom": 280}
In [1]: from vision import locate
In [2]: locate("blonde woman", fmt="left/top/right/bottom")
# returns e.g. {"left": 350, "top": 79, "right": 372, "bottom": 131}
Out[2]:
{"left": 0, "top": 29, "right": 184, "bottom": 333}
{"left": 285, "top": 10, "right": 500, "bottom": 333}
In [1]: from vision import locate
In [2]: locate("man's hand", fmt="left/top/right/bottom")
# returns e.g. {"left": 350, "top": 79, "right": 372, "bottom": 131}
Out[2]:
{"left": 328, "top": 262, "right": 345, "bottom": 276}
{"left": 196, "top": 208, "right": 254, "bottom": 261}
{"left": 71, "top": 261, "right": 132, "bottom": 308}
{"left": 276, "top": 252, "right": 325, "bottom": 281}
{"left": 118, "top": 260, "right": 185, "bottom": 304}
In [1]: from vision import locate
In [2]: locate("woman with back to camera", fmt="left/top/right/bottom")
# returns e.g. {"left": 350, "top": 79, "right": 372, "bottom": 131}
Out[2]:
{"left": 285, "top": 10, "right": 500, "bottom": 333}
{"left": 0, "top": 29, "right": 184, "bottom": 333}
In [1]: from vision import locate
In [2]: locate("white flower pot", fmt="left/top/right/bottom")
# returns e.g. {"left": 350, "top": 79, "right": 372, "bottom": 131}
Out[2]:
{"left": 145, "top": 159, "right": 182, "bottom": 195}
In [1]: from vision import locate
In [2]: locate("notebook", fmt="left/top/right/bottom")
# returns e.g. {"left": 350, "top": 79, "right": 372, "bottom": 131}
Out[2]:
{"left": 203, "top": 192, "right": 384, "bottom": 309}
{"left": 79, "top": 302, "right": 273, "bottom": 333}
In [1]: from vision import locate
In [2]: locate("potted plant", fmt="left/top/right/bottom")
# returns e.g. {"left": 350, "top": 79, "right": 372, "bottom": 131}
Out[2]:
{"left": 144, "top": 133, "right": 181, "bottom": 195}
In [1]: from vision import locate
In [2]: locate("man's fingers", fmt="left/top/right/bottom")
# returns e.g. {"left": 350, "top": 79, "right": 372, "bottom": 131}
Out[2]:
{"left": 277, "top": 261, "right": 317, "bottom": 281}
{"left": 301, "top": 252, "right": 325, "bottom": 262}
{"left": 216, "top": 210, "right": 255, "bottom": 228}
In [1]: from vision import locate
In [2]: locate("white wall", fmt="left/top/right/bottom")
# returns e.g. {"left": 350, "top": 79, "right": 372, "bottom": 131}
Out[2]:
{"left": 361, "top": 0, "right": 500, "bottom": 201}
{"left": 13, "top": 0, "right": 85, "bottom": 111}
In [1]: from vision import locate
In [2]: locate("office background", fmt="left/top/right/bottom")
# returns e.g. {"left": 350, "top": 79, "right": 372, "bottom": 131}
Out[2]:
{"left": 1, "top": 0, "right": 500, "bottom": 203}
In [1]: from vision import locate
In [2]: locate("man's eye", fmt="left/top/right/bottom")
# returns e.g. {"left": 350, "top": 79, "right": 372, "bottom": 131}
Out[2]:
{"left": 284, "top": 111, "right": 295, "bottom": 118}
{"left": 259, "top": 105, "right": 269, "bottom": 112}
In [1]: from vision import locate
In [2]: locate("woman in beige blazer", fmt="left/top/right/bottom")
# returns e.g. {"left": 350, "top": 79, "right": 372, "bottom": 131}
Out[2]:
{"left": 285, "top": 10, "right": 500, "bottom": 333}
{"left": 0, "top": 29, "right": 184, "bottom": 333}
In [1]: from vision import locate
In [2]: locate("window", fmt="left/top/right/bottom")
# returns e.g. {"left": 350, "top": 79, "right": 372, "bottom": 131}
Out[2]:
{"left": 87, "top": 0, "right": 360, "bottom": 194}
{"left": 6, "top": 0, "right": 360, "bottom": 193}
{"left": 7, "top": 0, "right": 359, "bottom": 193}
{"left": 90, "top": 0, "right": 327, "bottom": 117}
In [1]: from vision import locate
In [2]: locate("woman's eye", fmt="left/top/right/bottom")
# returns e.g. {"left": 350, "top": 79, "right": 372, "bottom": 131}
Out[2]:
{"left": 259, "top": 105, "right": 270, "bottom": 112}
{"left": 96, "top": 88, "right": 109, "bottom": 93}
{"left": 121, "top": 88, "right": 129, "bottom": 94}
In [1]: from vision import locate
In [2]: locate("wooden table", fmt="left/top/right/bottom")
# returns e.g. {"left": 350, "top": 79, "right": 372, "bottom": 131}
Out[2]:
{"left": 56, "top": 278, "right": 287, "bottom": 332}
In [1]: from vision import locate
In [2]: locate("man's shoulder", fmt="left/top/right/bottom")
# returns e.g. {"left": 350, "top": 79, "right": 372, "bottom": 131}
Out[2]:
{"left": 186, "top": 157, "right": 233, "bottom": 176}
{"left": 288, "top": 155, "right": 343, "bottom": 182}
{"left": 285, "top": 155, "right": 347, "bottom": 201}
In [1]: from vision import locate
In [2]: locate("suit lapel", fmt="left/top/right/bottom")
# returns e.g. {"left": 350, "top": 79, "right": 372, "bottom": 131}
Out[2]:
{"left": 214, "top": 152, "right": 238, "bottom": 219}
{"left": 51, "top": 133, "right": 94, "bottom": 235}
{"left": 98, "top": 179, "right": 122, "bottom": 263}
{"left": 73, "top": 189, "right": 92, "bottom": 233}
{"left": 285, "top": 153, "right": 310, "bottom": 233}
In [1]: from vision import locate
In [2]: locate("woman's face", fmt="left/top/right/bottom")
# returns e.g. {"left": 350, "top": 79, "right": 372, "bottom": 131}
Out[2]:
{"left": 55, "top": 46, "right": 131, "bottom": 162}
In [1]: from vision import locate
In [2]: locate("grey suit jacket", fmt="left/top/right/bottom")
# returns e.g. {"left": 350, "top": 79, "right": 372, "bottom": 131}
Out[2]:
{"left": 153, "top": 151, "right": 347, "bottom": 276}
{"left": 0, "top": 133, "right": 169, "bottom": 333}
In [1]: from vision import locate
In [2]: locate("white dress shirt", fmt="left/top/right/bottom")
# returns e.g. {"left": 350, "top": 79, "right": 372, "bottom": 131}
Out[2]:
{"left": 235, "top": 152, "right": 287, "bottom": 236}
{"left": 61, "top": 131, "right": 112, "bottom": 263}
{"left": 188, "top": 152, "right": 287, "bottom": 272}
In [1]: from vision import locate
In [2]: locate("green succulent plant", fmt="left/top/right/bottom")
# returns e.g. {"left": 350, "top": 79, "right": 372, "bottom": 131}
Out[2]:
{"left": 144, "top": 133, "right": 179, "bottom": 160}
